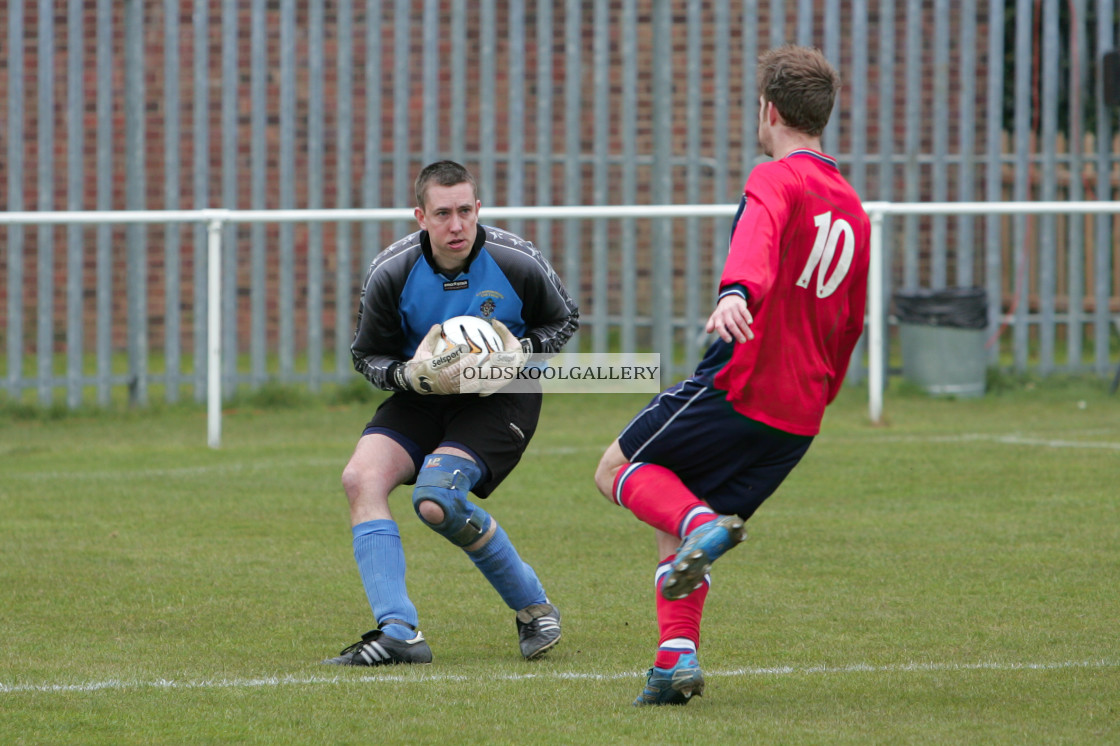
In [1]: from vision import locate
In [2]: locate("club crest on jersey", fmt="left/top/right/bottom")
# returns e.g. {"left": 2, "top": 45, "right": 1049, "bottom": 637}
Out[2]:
{"left": 475, "top": 291, "right": 504, "bottom": 320}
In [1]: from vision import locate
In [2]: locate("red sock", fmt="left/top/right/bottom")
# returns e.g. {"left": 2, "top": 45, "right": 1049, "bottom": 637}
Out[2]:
{"left": 612, "top": 462, "right": 718, "bottom": 538}
{"left": 653, "top": 557, "right": 709, "bottom": 668}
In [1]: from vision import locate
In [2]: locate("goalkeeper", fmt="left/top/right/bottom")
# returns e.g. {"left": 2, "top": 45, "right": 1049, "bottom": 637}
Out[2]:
{"left": 325, "top": 160, "right": 578, "bottom": 666}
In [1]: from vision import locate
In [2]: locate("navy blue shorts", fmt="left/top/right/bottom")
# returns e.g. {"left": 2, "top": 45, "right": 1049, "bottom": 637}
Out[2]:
{"left": 616, "top": 378, "right": 813, "bottom": 520}
{"left": 363, "top": 389, "right": 541, "bottom": 498}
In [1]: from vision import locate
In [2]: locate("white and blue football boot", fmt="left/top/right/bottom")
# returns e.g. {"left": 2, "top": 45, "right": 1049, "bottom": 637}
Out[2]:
{"left": 633, "top": 652, "right": 705, "bottom": 706}
{"left": 661, "top": 515, "right": 747, "bottom": 600}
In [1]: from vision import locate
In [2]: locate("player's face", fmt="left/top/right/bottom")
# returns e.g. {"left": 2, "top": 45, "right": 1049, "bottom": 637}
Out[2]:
{"left": 415, "top": 182, "right": 480, "bottom": 274}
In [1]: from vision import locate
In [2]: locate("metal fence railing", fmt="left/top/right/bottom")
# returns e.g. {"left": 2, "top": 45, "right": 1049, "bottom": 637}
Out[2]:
{"left": 4, "top": 201, "right": 1119, "bottom": 446}
{"left": 4, "top": 2, "right": 1119, "bottom": 421}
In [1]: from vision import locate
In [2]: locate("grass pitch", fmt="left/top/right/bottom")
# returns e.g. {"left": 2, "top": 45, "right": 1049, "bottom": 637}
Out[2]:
{"left": 1, "top": 380, "right": 1118, "bottom": 744}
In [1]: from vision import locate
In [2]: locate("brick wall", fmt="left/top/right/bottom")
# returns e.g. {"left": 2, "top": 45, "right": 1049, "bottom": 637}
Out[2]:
{"left": 2, "top": 1, "right": 1000, "bottom": 358}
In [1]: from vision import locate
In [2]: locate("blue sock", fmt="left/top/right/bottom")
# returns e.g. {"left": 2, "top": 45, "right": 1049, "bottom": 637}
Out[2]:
{"left": 465, "top": 520, "right": 547, "bottom": 611}
{"left": 352, "top": 520, "right": 418, "bottom": 640}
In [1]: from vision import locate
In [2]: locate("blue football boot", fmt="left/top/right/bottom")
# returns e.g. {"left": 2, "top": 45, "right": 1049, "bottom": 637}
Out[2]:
{"left": 633, "top": 653, "right": 705, "bottom": 706}
{"left": 661, "top": 515, "right": 747, "bottom": 600}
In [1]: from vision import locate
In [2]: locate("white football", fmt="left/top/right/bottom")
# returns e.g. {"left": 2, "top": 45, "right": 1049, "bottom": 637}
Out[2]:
{"left": 437, "top": 315, "right": 504, "bottom": 363}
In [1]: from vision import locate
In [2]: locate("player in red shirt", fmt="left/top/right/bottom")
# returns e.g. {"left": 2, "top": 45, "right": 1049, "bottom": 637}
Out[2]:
{"left": 594, "top": 45, "right": 870, "bottom": 706}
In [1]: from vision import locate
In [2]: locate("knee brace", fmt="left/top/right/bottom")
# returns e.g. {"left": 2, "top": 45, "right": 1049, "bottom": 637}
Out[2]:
{"left": 411, "top": 454, "right": 491, "bottom": 547}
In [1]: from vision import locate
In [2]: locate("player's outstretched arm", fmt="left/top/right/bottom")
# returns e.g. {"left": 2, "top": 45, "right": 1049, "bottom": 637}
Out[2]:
{"left": 705, "top": 294, "right": 755, "bottom": 343}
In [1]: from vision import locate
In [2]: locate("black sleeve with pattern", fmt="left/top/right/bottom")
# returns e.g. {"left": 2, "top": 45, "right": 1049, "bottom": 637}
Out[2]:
{"left": 484, "top": 227, "right": 579, "bottom": 353}
{"left": 350, "top": 238, "right": 422, "bottom": 391}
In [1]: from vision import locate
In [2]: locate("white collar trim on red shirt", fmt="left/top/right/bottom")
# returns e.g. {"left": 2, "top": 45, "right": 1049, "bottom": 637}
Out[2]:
{"left": 784, "top": 149, "right": 838, "bottom": 168}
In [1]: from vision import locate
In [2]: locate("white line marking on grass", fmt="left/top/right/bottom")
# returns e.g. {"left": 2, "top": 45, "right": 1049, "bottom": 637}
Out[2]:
{"left": 863, "top": 433, "right": 1120, "bottom": 450}
{"left": 717, "top": 658, "right": 1120, "bottom": 676}
{"left": 2, "top": 659, "right": 1116, "bottom": 695}
{"left": 949, "top": 434, "right": 1120, "bottom": 450}
{"left": 7, "top": 449, "right": 601, "bottom": 482}
{"left": 9, "top": 431, "right": 1118, "bottom": 483}
{"left": 5, "top": 458, "right": 343, "bottom": 482}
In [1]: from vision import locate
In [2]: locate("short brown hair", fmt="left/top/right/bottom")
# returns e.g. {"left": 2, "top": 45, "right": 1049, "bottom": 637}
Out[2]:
{"left": 414, "top": 160, "right": 478, "bottom": 210}
{"left": 757, "top": 45, "right": 841, "bottom": 137}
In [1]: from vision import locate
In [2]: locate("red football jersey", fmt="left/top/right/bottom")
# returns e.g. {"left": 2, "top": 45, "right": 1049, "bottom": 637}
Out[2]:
{"left": 713, "top": 149, "right": 870, "bottom": 436}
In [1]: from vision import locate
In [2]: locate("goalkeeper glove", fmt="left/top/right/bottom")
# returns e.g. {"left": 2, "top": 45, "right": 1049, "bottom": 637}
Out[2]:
{"left": 466, "top": 319, "right": 530, "bottom": 397}
{"left": 392, "top": 325, "right": 472, "bottom": 395}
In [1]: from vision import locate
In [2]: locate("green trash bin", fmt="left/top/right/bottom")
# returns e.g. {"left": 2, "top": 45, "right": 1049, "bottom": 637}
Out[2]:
{"left": 893, "top": 287, "right": 989, "bottom": 398}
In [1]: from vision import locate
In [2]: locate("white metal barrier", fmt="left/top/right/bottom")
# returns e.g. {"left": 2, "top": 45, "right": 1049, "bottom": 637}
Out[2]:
{"left": 2, "top": 204, "right": 732, "bottom": 448}
{"left": 862, "top": 201, "right": 1120, "bottom": 426}
{"left": 3, "top": 201, "right": 1118, "bottom": 446}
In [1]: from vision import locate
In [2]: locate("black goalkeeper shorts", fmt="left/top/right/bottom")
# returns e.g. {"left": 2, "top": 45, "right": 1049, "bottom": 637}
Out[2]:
{"left": 362, "top": 388, "right": 542, "bottom": 498}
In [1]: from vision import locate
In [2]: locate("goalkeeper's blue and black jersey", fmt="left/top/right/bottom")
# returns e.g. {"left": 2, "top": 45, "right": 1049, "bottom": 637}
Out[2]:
{"left": 351, "top": 225, "right": 579, "bottom": 391}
